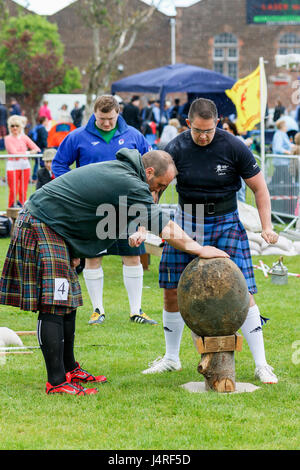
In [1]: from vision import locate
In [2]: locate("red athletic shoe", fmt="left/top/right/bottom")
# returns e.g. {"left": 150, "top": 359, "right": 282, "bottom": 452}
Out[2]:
{"left": 68, "top": 362, "right": 107, "bottom": 384}
{"left": 45, "top": 372, "right": 98, "bottom": 395}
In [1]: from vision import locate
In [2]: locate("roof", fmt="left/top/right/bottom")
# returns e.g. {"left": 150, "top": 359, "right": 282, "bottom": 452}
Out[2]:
{"left": 12, "top": 0, "right": 202, "bottom": 17}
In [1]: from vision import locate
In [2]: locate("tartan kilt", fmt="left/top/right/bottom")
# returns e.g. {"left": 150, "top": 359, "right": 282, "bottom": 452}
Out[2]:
{"left": 0, "top": 210, "right": 83, "bottom": 314}
{"left": 159, "top": 208, "right": 257, "bottom": 294}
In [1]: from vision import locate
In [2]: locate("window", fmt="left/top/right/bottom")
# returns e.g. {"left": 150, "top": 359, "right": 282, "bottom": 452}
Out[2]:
{"left": 228, "top": 48, "right": 237, "bottom": 58}
{"left": 278, "top": 33, "right": 300, "bottom": 54}
{"left": 213, "top": 33, "right": 238, "bottom": 79}
{"left": 213, "top": 62, "right": 224, "bottom": 74}
{"left": 214, "top": 33, "right": 237, "bottom": 45}
{"left": 228, "top": 62, "right": 237, "bottom": 78}
{"left": 214, "top": 48, "right": 224, "bottom": 59}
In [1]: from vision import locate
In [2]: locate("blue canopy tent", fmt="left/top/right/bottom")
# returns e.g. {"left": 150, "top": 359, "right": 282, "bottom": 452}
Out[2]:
{"left": 111, "top": 63, "right": 236, "bottom": 119}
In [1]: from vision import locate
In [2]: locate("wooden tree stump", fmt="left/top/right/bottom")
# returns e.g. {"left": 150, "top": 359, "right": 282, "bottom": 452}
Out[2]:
{"left": 177, "top": 258, "right": 248, "bottom": 394}
{"left": 191, "top": 332, "right": 242, "bottom": 393}
{"left": 197, "top": 351, "right": 236, "bottom": 393}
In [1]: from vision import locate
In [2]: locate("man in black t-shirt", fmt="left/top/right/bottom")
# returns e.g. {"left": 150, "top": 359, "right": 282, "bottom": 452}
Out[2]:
{"left": 142, "top": 98, "right": 279, "bottom": 384}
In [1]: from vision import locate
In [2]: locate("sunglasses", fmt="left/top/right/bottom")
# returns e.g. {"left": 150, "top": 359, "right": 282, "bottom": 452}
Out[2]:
{"left": 10, "top": 124, "right": 20, "bottom": 128}
{"left": 188, "top": 125, "right": 216, "bottom": 135}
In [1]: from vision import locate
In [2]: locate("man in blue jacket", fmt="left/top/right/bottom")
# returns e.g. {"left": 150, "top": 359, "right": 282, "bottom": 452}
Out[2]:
{"left": 52, "top": 95, "right": 155, "bottom": 326}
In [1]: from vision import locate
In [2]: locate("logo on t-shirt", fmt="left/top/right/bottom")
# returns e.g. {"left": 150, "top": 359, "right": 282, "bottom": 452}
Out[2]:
{"left": 119, "top": 139, "right": 125, "bottom": 145}
{"left": 91, "top": 141, "right": 100, "bottom": 146}
{"left": 215, "top": 164, "right": 228, "bottom": 176}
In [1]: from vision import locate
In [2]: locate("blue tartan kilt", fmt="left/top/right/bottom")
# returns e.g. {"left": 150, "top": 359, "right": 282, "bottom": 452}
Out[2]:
{"left": 159, "top": 209, "right": 257, "bottom": 294}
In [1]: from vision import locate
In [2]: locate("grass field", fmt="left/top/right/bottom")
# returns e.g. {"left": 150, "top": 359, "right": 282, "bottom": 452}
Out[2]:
{"left": 0, "top": 149, "right": 298, "bottom": 451}
{"left": 0, "top": 230, "right": 299, "bottom": 450}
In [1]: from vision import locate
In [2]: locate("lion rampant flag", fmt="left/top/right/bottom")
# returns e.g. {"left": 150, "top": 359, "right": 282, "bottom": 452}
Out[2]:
{"left": 225, "top": 63, "right": 267, "bottom": 134}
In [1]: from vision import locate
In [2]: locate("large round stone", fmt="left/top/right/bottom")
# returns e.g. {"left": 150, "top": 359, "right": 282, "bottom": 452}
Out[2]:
{"left": 177, "top": 257, "right": 249, "bottom": 337}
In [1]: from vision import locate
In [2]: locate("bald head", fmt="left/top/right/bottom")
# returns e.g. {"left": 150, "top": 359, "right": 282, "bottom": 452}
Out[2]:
{"left": 142, "top": 150, "right": 177, "bottom": 177}
{"left": 142, "top": 150, "right": 177, "bottom": 203}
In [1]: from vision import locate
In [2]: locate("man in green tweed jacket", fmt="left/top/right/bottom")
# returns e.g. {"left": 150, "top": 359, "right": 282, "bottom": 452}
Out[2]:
{"left": 0, "top": 148, "right": 228, "bottom": 396}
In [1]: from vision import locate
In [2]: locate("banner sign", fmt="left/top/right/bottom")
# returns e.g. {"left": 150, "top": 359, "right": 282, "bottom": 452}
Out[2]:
{"left": 247, "top": 0, "right": 300, "bottom": 24}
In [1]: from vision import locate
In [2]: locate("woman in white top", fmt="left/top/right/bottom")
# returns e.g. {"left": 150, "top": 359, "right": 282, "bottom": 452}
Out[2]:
{"left": 58, "top": 104, "right": 72, "bottom": 123}
{"left": 158, "top": 118, "right": 180, "bottom": 149}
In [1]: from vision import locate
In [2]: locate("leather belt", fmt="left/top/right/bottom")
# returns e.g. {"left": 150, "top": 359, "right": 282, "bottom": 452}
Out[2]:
{"left": 16, "top": 208, "right": 31, "bottom": 229}
{"left": 16, "top": 219, "right": 31, "bottom": 229}
{"left": 178, "top": 195, "right": 237, "bottom": 217}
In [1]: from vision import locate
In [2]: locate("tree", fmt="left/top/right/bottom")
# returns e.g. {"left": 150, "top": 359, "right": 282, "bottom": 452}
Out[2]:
{"left": 51, "top": 67, "right": 82, "bottom": 94}
{"left": 0, "top": 13, "right": 81, "bottom": 121}
{"left": 3, "top": 30, "right": 65, "bottom": 122}
{"left": 78, "top": 0, "right": 161, "bottom": 116}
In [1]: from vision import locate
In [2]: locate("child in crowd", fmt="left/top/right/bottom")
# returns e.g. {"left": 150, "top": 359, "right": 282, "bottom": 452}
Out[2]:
{"left": 36, "top": 148, "right": 56, "bottom": 190}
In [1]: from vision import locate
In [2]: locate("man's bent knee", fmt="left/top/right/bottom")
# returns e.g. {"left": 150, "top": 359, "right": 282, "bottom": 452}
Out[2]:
{"left": 122, "top": 256, "right": 141, "bottom": 266}
{"left": 85, "top": 257, "right": 102, "bottom": 269}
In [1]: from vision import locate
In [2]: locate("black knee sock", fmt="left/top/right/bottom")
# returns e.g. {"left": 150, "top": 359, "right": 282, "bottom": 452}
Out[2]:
{"left": 37, "top": 313, "right": 66, "bottom": 386}
{"left": 63, "top": 310, "right": 77, "bottom": 373}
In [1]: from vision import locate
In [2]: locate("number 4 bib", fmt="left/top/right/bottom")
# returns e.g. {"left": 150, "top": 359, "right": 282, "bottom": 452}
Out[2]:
{"left": 54, "top": 278, "right": 70, "bottom": 301}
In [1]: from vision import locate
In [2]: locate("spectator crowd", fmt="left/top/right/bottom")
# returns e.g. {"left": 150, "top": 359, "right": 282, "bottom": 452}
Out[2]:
{"left": 1, "top": 93, "right": 300, "bottom": 210}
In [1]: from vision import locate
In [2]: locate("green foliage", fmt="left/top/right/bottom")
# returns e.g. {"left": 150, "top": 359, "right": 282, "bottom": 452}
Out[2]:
{"left": 0, "top": 15, "right": 63, "bottom": 94}
{"left": 0, "top": 14, "right": 81, "bottom": 97}
{"left": 50, "top": 66, "right": 82, "bottom": 94}
{"left": 3, "top": 14, "right": 64, "bottom": 55}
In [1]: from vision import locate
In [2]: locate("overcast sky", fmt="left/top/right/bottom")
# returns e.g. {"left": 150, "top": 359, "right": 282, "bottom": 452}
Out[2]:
{"left": 13, "top": 0, "right": 201, "bottom": 16}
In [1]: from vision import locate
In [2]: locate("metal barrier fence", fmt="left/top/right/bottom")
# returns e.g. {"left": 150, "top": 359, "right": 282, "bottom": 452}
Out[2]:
{"left": 0, "top": 153, "right": 179, "bottom": 210}
{"left": 0, "top": 153, "right": 299, "bottom": 232}
{"left": 265, "top": 153, "right": 300, "bottom": 230}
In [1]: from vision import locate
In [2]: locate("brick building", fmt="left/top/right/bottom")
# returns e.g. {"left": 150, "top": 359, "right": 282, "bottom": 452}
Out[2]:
{"left": 49, "top": 0, "right": 171, "bottom": 91}
{"left": 175, "top": 0, "right": 300, "bottom": 111}
{"left": 48, "top": 0, "right": 300, "bottom": 111}
{"left": 7, "top": 0, "right": 300, "bottom": 111}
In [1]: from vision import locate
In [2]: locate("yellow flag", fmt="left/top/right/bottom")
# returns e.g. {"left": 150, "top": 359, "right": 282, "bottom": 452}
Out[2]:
{"left": 225, "top": 64, "right": 267, "bottom": 134}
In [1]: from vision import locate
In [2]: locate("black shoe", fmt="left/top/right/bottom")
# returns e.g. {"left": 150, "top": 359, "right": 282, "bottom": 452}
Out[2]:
{"left": 130, "top": 309, "right": 158, "bottom": 325}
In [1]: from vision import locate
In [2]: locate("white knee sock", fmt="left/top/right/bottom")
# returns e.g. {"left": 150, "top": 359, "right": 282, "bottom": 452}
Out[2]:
{"left": 240, "top": 304, "right": 267, "bottom": 367}
{"left": 83, "top": 267, "right": 105, "bottom": 315}
{"left": 123, "top": 264, "right": 143, "bottom": 315}
{"left": 163, "top": 310, "right": 185, "bottom": 362}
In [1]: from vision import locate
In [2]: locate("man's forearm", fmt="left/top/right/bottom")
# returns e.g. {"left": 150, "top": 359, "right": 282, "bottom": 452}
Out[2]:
{"left": 254, "top": 189, "right": 273, "bottom": 231}
{"left": 160, "top": 220, "right": 202, "bottom": 256}
{"left": 160, "top": 220, "right": 230, "bottom": 259}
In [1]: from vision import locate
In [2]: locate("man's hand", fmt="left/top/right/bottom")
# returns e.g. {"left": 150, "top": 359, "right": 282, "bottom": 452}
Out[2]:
{"left": 198, "top": 245, "right": 230, "bottom": 259}
{"left": 71, "top": 258, "right": 80, "bottom": 269}
{"left": 261, "top": 229, "right": 279, "bottom": 245}
{"left": 128, "top": 226, "right": 147, "bottom": 247}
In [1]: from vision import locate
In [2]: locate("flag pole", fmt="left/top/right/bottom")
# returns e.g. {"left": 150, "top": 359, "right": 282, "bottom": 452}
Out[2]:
{"left": 259, "top": 56, "right": 265, "bottom": 176}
